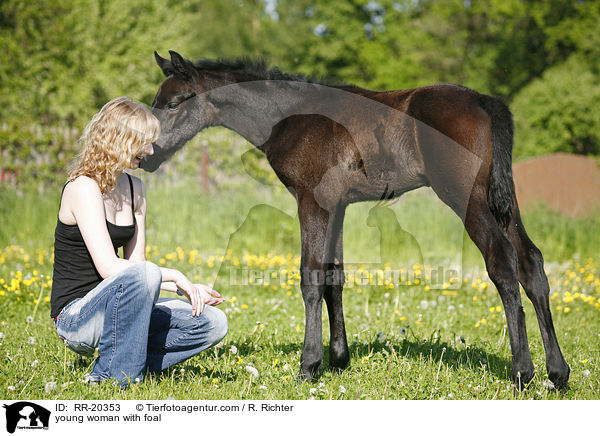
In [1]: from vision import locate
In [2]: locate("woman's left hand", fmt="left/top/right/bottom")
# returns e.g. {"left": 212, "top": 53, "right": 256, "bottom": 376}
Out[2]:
{"left": 194, "top": 284, "right": 225, "bottom": 307}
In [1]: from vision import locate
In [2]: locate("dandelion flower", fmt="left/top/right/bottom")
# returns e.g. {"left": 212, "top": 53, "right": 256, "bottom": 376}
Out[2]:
{"left": 245, "top": 365, "right": 259, "bottom": 378}
{"left": 45, "top": 382, "right": 57, "bottom": 394}
{"left": 26, "top": 316, "right": 33, "bottom": 324}
{"left": 420, "top": 300, "right": 429, "bottom": 310}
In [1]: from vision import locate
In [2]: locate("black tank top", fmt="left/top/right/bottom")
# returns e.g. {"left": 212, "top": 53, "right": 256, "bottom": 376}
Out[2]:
{"left": 50, "top": 174, "right": 137, "bottom": 318}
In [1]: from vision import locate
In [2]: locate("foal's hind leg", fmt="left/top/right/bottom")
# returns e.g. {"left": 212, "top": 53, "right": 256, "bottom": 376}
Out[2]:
{"left": 323, "top": 206, "right": 350, "bottom": 372}
{"left": 463, "top": 194, "right": 535, "bottom": 387}
{"left": 506, "top": 204, "right": 570, "bottom": 389}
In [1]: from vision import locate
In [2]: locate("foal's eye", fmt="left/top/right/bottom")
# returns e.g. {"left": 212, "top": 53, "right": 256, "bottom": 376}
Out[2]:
{"left": 167, "top": 102, "right": 180, "bottom": 110}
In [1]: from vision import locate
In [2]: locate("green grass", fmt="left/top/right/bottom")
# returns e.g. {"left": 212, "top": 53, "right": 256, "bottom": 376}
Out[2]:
{"left": 0, "top": 177, "right": 599, "bottom": 399}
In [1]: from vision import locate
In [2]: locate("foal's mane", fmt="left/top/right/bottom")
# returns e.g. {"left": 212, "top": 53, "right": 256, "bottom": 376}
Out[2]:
{"left": 193, "top": 57, "right": 360, "bottom": 90}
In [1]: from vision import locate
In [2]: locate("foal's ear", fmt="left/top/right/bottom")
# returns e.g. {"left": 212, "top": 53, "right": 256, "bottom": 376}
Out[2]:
{"left": 154, "top": 51, "right": 175, "bottom": 77}
{"left": 169, "top": 50, "right": 197, "bottom": 83}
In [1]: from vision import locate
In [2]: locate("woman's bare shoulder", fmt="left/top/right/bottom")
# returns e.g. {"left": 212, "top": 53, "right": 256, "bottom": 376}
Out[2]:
{"left": 126, "top": 173, "right": 145, "bottom": 189}
{"left": 64, "top": 176, "right": 102, "bottom": 198}
{"left": 59, "top": 176, "right": 103, "bottom": 224}
{"left": 123, "top": 173, "right": 146, "bottom": 198}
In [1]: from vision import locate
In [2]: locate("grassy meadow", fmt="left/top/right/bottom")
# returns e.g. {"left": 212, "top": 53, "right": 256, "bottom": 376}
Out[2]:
{"left": 0, "top": 171, "right": 599, "bottom": 400}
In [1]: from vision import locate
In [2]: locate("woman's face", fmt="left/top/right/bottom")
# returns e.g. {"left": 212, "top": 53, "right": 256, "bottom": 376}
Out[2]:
{"left": 130, "top": 141, "right": 155, "bottom": 169}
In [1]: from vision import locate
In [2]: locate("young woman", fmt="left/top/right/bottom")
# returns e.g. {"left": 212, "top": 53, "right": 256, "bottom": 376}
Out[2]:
{"left": 50, "top": 96, "right": 227, "bottom": 388}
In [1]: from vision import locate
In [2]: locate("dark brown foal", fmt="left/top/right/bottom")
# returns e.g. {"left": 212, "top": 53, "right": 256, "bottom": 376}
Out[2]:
{"left": 143, "top": 50, "right": 570, "bottom": 390}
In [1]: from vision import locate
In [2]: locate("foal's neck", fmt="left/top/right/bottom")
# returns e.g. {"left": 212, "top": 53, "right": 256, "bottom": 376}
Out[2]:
{"left": 207, "top": 78, "right": 306, "bottom": 147}
{"left": 207, "top": 74, "right": 373, "bottom": 148}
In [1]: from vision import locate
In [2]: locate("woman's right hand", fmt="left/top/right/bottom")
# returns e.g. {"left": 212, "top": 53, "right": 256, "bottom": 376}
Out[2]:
{"left": 175, "top": 274, "right": 205, "bottom": 316}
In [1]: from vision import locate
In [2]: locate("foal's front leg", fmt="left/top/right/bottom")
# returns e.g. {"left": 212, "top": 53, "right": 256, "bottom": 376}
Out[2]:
{"left": 297, "top": 193, "right": 330, "bottom": 380}
{"left": 323, "top": 206, "right": 350, "bottom": 372}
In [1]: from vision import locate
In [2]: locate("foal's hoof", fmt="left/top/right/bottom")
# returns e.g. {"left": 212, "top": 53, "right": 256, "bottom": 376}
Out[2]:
{"left": 512, "top": 368, "right": 535, "bottom": 391}
{"left": 548, "top": 363, "right": 570, "bottom": 392}
{"left": 297, "top": 361, "right": 322, "bottom": 382}
{"left": 329, "top": 354, "right": 350, "bottom": 373}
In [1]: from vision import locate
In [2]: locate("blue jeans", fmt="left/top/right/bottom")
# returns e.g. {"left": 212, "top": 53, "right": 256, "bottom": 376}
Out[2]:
{"left": 54, "top": 261, "right": 228, "bottom": 388}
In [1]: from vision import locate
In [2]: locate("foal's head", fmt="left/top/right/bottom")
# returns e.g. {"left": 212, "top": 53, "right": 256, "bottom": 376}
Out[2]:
{"left": 141, "top": 51, "right": 219, "bottom": 171}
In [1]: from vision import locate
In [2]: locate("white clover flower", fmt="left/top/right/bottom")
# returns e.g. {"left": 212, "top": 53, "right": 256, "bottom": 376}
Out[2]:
{"left": 26, "top": 316, "right": 33, "bottom": 324}
{"left": 31, "top": 360, "right": 39, "bottom": 367}
{"left": 339, "top": 386, "right": 347, "bottom": 394}
{"left": 447, "top": 305, "right": 455, "bottom": 311}
{"left": 7, "top": 386, "right": 15, "bottom": 391}
{"left": 45, "top": 382, "right": 57, "bottom": 394}
{"left": 420, "top": 300, "right": 429, "bottom": 310}
{"left": 583, "top": 369, "right": 591, "bottom": 378}
{"left": 309, "top": 388, "right": 317, "bottom": 395}
{"left": 27, "top": 337, "right": 35, "bottom": 345}
{"left": 282, "top": 364, "right": 290, "bottom": 372}
{"left": 0, "top": 333, "right": 5, "bottom": 339}
{"left": 245, "top": 365, "right": 259, "bottom": 378}
{"left": 229, "top": 345, "right": 238, "bottom": 355}
{"left": 259, "top": 385, "right": 267, "bottom": 390}
{"left": 542, "top": 379, "right": 555, "bottom": 389}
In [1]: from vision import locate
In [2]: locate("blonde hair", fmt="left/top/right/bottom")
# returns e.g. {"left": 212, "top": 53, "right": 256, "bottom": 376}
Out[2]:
{"left": 69, "top": 96, "right": 160, "bottom": 193}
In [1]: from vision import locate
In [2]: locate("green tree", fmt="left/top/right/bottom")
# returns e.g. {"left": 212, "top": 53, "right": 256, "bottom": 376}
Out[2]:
{"left": 512, "top": 55, "right": 600, "bottom": 157}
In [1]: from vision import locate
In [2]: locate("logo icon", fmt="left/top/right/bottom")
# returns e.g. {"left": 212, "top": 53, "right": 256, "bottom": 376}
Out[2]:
{"left": 3, "top": 402, "right": 51, "bottom": 433}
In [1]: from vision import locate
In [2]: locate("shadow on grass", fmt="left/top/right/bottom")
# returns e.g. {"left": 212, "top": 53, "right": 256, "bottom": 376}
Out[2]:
{"left": 343, "top": 336, "right": 512, "bottom": 382}
{"left": 176, "top": 333, "right": 512, "bottom": 383}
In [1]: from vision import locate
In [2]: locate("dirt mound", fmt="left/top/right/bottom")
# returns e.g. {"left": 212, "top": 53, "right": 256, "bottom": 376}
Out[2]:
{"left": 513, "top": 153, "right": 600, "bottom": 217}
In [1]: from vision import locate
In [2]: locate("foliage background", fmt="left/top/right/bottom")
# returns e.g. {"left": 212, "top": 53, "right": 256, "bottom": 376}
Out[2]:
{"left": 1, "top": 0, "right": 600, "bottom": 187}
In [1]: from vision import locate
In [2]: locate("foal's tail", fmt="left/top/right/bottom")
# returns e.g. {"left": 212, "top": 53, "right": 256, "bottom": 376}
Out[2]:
{"left": 478, "top": 93, "right": 515, "bottom": 229}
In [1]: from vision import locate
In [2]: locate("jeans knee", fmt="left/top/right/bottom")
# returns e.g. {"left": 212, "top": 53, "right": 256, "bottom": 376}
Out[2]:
{"left": 205, "top": 306, "right": 228, "bottom": 344}
{"left": 128, "top": 261, "right": 161, "bottom": 302}
{"left": 144, "top": 261, "right": 162, "bottom": 296}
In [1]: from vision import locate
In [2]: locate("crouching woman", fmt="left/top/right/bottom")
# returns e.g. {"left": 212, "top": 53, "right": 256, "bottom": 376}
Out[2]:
{"left": 50, "top": 97, "right": 227, "bottom": 388}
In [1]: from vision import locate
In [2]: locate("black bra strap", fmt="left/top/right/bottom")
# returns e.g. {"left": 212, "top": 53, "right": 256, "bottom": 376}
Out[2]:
{"left": 126, "top": 173, "right": 135, "bottom": 215}
{"left": 57, "top": 181, "right": 69, "bottom": 219}
{"left": 60, "top": 180, "right": 70, "bottom": 198}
